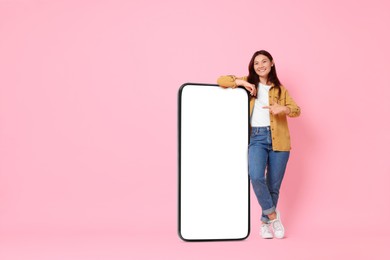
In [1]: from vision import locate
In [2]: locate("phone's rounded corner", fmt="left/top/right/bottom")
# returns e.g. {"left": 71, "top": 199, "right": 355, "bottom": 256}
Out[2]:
{"left": 236, "top": 86, "right": 251, "bottom": 98}
{"left": 240, "top": 227, "right": 251, "bottom": 241}
{"left": 178, "top": 83, "right": 191, "bottom": 95}
{"left": 177, "top": 230, "right": 192, "bottom": 242}
{"left": 179, "top": 83, "right": 220, "bottom": 93}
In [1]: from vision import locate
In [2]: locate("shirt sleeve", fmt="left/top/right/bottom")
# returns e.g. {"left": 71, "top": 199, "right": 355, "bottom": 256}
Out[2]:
{"left": 216, "top": 75, "right": 247, "bottom": 88}
{"left": 284, "top": 89, "right": 301, "bottom": 118}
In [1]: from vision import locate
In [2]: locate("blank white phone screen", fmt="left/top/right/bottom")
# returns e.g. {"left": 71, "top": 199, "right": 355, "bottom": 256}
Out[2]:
{"left": 179, "top": 83, "right": 250, "bottom": 241}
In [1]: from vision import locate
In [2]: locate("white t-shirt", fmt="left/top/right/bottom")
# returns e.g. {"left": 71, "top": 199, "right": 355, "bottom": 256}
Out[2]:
{"left": 251, "top": 83, "right": 271, "bottom": 127}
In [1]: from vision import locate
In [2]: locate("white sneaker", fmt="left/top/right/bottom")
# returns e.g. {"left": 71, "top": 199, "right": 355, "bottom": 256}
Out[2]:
{"left": 260, "top": 223, "right": 273, "bottom": 239}
{"left": 270, "top": 210, "right": 285, "bottom": 239}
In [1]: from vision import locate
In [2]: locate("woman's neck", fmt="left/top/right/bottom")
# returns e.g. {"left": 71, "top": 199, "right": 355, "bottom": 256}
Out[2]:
{"left": 259, "top": 77, "right": 269, "bottom": 85}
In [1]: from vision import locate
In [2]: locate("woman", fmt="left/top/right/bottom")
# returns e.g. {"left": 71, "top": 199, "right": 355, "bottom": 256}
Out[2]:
{"left": 217, "top": 50, "right": 301, "bottom": 239}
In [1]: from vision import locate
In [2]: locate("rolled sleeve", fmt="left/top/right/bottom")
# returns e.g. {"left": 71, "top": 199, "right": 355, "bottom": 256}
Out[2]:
{"left": 285, "top": 90, "right": 301, "bottom": 117}
{"left": 217, "top": 75, "right": 238, "bottom": 88}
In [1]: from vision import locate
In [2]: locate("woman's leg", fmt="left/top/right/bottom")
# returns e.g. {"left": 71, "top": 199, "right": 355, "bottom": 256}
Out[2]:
{"left": 263, "top": 151, "right": 289, "bottom": 238}
{"left": 248, "top": 129, "right": 275, "bottom": 223}
{"left": 267, "top": 150, "right": 290, "bottom": 210}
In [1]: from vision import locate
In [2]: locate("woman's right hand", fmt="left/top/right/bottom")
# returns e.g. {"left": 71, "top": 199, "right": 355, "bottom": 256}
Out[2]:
{"left": 236, "top": 79, "right": 256, "bottom": 96}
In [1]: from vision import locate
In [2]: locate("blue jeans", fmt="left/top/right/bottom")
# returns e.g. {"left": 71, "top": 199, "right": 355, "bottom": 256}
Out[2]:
{"left": 248, "top": 126, "right": 290, "bottom": 223}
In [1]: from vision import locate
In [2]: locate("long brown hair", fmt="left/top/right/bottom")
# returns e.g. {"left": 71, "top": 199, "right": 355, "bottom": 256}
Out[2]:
{"left": 247, "top": 50, "right": 282, "bottom": 96}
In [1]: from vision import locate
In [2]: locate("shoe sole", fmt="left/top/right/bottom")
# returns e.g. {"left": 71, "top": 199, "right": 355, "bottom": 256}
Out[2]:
{"left": 260, "top": 232, "right": 273, "bottom": 239}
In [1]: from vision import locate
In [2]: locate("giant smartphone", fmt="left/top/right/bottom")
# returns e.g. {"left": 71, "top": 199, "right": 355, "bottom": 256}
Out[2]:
{"left": 178, "top": 83, "right": 250, "bottom": 241}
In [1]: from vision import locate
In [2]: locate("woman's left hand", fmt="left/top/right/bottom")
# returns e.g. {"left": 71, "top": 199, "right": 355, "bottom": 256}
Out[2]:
{"left": 263, "top": 102, "right": 290, "bottom": 115}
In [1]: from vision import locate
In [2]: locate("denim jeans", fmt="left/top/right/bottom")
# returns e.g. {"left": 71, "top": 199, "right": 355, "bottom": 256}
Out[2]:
{"left": 248, "top": 126, "right": 290, "bottom": 223}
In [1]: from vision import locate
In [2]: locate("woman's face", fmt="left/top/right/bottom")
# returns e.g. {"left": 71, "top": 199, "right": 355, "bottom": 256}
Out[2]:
{"left": 254, "top": 54, "right": 273, "bottom": 78}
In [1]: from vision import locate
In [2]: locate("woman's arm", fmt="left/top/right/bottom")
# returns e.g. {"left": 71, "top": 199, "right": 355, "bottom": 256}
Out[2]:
{"left": 284, "top": 90, "right": 301, "bottom": 117}
{"left": 217, "top": 75, "right": 256, "bottom": 96}
{"left": 217, "top": 75, "right": 237, "bottom": 88}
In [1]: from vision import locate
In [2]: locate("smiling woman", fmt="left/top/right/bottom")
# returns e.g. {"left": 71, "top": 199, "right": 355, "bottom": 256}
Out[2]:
{"left": 217, "top": 50, "right": 301, "bottom": 239}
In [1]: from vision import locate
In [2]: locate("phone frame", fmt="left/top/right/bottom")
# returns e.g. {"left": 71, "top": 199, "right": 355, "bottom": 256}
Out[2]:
{"left": 178, "top": 83, "right": 251, "bottom": 242}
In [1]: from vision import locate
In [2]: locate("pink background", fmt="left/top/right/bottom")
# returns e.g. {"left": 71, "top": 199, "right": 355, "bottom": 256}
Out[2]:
{"left": 1, "top": 0, "right": 390, "bottom": 259}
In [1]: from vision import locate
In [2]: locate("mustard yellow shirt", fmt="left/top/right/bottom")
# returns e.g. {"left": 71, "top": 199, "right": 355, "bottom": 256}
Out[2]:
{"left": 217, "top": 75, "right": 301, "bottom": 151}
